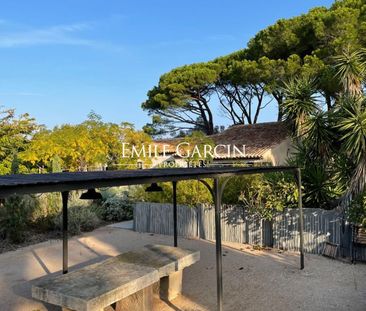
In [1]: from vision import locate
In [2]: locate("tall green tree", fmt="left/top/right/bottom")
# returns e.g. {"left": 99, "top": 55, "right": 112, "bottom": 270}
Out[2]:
{"left": 283, "top": 44, "right": 366, "bottom": 208}
{"left": 142, "top": 63, "right": 219, "bottom": 135}
{"left": 0, "top": 108, "right": 39, "bottom": 174}
{"left": 331, "top": 46, "right": 366, "bottom": 203}
{"left": 337, "top": 96, "right": 366, "bottom": 200}
{"left": 143, "top": 0, "right": 365, "bottom": 134}
{"left": 245, "top": 2, "right": 363, "bottom": 61}
{"left": 20, "top": 116, "right": 152, "bottom": 172}
{"left": 214, "top": 57, "right": 273, "bottom": 125}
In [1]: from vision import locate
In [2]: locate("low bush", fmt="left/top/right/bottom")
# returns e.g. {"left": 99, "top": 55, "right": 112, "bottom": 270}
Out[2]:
{"left": 224, "top": 173, "right": 298, "bottom": 220}
{"left": 54, "top": 205, "right": 101, "bottom": 235}
{"left": 0, "top": 189, "right": 133, "bottom": 245}
{"left": 29, "top": 193, "right": 62, "bottom": 231}
{"left": 129, "top": 180, "right": 213, "bottom": 206}
{"left": 100, "top": 196, "right": 133, "bottom": 222}
{"left": 348, "top": 195, "right": 366, "bottom": 228}
{"left": 0, "top": 196, "right": 34, "bottom": 243}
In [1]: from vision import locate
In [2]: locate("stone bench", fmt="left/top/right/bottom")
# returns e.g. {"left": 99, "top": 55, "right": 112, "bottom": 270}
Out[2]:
{"left": 116, "top": 244, "right": 200, "bottom": 301}
{"left": 32, "top": 244, "right": 200, "bottom": 311}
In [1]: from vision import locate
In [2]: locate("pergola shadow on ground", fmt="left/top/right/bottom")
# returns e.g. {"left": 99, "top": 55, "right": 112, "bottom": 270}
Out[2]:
{"left": 0, "top": 166, "right": 305, "bottom": 311}
{"left": 2, "top": 227, "right": 366, "bottom": 311}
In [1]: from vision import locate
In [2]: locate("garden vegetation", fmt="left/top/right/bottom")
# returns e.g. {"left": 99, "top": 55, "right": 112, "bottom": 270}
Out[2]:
{"left": 1, "top": 0, "right": 366, "bottom": 247}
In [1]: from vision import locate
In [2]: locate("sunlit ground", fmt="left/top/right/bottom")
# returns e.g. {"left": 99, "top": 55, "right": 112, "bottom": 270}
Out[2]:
{"left": 0, "top": 225, "right": 365, "bottom": 311}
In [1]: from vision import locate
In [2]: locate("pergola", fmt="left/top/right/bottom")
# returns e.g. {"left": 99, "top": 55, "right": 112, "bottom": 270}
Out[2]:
{"left": 0, "top": 166, "right": 304, "bottom": 311}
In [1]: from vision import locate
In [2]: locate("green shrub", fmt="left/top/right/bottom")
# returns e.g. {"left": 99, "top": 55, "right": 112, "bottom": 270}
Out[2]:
{"left": 29, "top": 193, "right": 61, "bottom": 231}
{"left": 54, "top": 206, "right": 101, "bottom": 235}
{"left": 222, "top": 175, "right": 262, "bottom": 204}
{"left": 101, "top": 197, "right": 133, "bottom": 221}
{"left": 218, "top": 173, "right": 298, "bottom": 219}
{"left": 265, "top": 173, "right": 298, "bottom": 210}
{"left": 0, "top": 196, "right": 34, "bottom": 243}
{"left": 0, "top": 191, "right": 107, "bottom": 243}
{"left": 129, "top": 180, "right": 212, "bottom": 206}
{"left": 301, "top": 162, "right": 341, "bottom": 209}
{"left": 348, "top": 195, "right": 366, "bottom": 228}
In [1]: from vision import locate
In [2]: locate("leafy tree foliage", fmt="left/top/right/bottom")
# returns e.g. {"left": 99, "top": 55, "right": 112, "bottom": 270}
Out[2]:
{"left": 4, "top": 0, "right": 366, "bottom": 223}
{"left": 245, "top": 2, "right": 363, "bottom": 60}
{"left": 0, "top": 108, "right": 39, "bottom": 174}
{"left": 177, "top": 131, "right": 215, "bottom": 164}
{"left": 20, "top": 115, "right": 152, "bottom": 172}
{"left": 142, "top": 63, "right": 219, "bottom": 135}
{"left": 144, "top": 0, "right": 365, "bottom": 135}
{"left": 282, "top": 43, "right": 366, "bottom": 213}
{"left": 348, "top": 193, "right": 366, "bottom": 227}
{"left": 214, "top": 56, "right": 276, "bottom": 125}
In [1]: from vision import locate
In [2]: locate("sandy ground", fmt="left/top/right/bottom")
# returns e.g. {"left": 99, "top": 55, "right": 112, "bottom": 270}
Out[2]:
{"left": 0, "top": 224, "right": 365, "bottom": 311}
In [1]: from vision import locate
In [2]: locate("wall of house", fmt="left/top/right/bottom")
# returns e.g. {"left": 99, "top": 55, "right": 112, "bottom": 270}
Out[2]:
{"left": 147, "top": 137, "right": 295, "bottom": 167}
{"left": 151, "top": 155, "right": 174, "bottom": 168}
{"left": 151, "top": 155, "right": 188, "bottom": 168}
{"left": 262, "top": 138, "right": 294, "bottom": 165}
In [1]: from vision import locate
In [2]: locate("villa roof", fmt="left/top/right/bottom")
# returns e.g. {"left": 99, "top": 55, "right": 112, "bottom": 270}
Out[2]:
{"left": 154, "top": 122, "right": 290, "bottom": 159}
{"left": 211, "top": 122, "right": 289, "bottom": 159}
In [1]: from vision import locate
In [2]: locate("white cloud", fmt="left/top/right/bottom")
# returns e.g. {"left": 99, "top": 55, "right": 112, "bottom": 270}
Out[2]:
{"left": 0, "top": 20, "right": 124, "bottom": 52}
{"left": 0, "top": 22, "right": 94, "bottom": 48}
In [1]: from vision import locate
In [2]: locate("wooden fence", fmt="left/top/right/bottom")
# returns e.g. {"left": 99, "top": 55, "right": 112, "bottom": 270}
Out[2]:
{"left": 134, "top": 202, "right": 365, "bottom": 260}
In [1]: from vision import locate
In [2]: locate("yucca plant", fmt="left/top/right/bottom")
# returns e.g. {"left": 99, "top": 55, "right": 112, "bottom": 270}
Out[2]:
{"left": 302, "top": 162, "right": 339, "bottom": 209}
{"left": 337, "top": 96, "right": 366, "bottom": 200}
{"left": 337, "top": 97, "right": 366, "bottom": 162}
{"left": 333, "top": 47, "right": 366, "bottom": 96}
{"left": 287, "top": 143, "right": 340, "bottom": 209}
{"left": 303, "top": 111, "right": 336, "bottom": 159}
{"left": 282, "top": 76, "right": 320, "bottom": 137}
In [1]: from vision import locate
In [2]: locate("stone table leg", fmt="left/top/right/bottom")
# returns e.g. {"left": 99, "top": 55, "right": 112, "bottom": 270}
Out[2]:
{"left": 160, "top": 270, "right": 183, "bottom": 301}
{"left": 152, "top": 281, "right": 160, "bottom": 299}
{"left": 115, "top": 285, "right": 153, "bottom": 311}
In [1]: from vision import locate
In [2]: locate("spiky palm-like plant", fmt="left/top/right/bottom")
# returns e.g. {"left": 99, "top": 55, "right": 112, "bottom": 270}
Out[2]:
{"left": 332, "top": 47, "right": 366, "bottom": 207}
{"left": 333, "top": 47, "right": 366, "bottom": 96}
{"left": 304, "top": 111, "right": 336, "bottom": 159}
{"left": 282, "top": 77, "right": 319, "bottom": 137}
{"left": 337, "top": 96, "right": 366, "bottom": 199}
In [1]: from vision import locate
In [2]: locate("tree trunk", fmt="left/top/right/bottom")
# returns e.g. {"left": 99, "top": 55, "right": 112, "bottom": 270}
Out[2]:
{"left": 325, "top": 94, "right": 332, "bottom": 111}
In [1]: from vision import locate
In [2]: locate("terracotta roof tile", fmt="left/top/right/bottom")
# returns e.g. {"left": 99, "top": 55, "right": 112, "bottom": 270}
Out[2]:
{"left": 154, "top": 122, "right": 290, "bottom": 159}
{"left": 210, "top": 122, "right": 290, "bottom": 158}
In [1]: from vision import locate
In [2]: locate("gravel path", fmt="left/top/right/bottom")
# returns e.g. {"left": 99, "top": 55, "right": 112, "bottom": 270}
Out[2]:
{"left": 0, "top": 225, "right": 364, "bottom": 311}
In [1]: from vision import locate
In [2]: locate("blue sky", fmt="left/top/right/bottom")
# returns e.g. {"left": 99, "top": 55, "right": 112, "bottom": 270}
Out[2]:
{"left": 0, "top": 0, "right": 334, "bottom": 130}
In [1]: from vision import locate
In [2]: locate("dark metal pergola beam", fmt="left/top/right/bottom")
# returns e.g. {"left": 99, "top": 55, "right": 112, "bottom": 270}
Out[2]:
{"left": 61, "top": 191, "right": 69, "bottom": 274}
{"left": 296, "top": 168, "right": 305, "bottom": 269}
{"left": 213, "top": 178, "right": 223, "bottom": 310}
{"left": 0, "top": 166, "right": 297, "bottom": 198}
{"left": 172, "top": 181, "right": 178, "bottom": 247}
